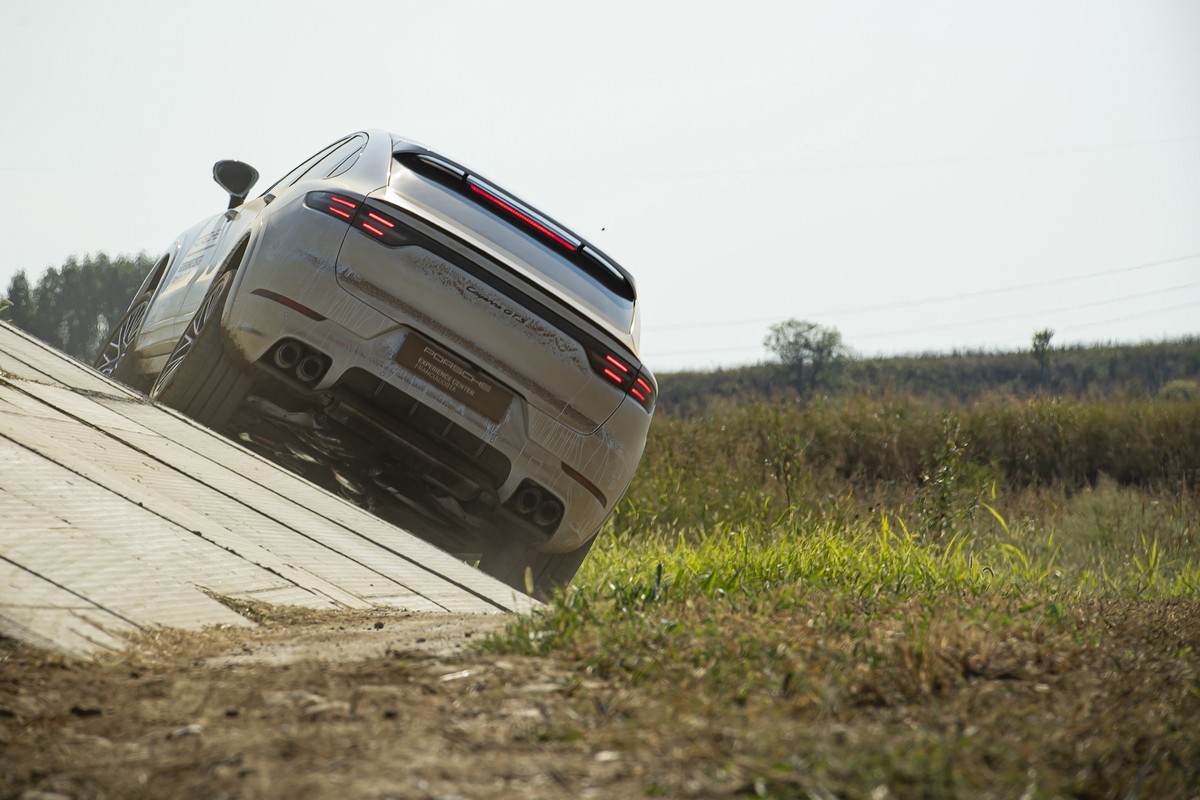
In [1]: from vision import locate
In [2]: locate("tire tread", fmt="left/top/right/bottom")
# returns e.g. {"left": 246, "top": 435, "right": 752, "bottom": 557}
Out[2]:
{"left": 153, "top": 272, "right": 253, "bottom": 430}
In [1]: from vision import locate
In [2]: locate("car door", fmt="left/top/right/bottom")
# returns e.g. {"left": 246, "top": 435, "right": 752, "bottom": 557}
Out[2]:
{"left": 137, "top": 211, "right": 240, "bottom": 353}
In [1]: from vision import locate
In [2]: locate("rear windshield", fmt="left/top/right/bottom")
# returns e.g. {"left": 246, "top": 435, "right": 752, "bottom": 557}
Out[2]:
{"left": 393, "top": 152, "right": 636, "bottom": 334}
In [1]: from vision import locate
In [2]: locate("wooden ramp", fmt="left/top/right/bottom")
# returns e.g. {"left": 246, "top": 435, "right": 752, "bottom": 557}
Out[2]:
{"left": 0, "top": 322, "right": 536, "bottom": 658}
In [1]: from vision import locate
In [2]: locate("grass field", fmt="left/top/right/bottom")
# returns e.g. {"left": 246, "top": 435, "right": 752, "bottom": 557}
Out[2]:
{"left": 483, "top": 394, "right": 1200, "bottom": 798}
{"left": 3, "top": 391, "right": 1196, "bottom": 798}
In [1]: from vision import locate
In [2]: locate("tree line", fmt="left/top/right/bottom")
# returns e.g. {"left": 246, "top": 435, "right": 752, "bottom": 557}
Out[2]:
{"left": 3, "top": 258, "right": 1197, "bottom": 410}
{"left": 2, "top": 253, "right": 152, "bottom": 361}
{"left": 664, "top": 317, "right": 1200, "bottom": 414}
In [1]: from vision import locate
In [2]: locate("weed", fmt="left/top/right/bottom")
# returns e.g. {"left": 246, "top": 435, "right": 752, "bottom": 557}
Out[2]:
{"left": 481, "top": 389, "right": 1200, "bottom": 797}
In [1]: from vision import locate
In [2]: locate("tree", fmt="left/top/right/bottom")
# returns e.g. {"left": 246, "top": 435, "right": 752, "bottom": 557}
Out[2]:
{"left": 763, "top": 318, "right": 849, "bottom": 395}
{"left": 1032, "top": 327, "right": 1054, "bottom": 383}
{"left": 2, "top": 270, "right": 31, "bottom": 326}
{"left": 3, "top": 253, "right": 154, "bottom": 360}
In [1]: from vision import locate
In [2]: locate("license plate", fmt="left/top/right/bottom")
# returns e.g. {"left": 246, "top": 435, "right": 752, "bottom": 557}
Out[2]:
{"left": 395, "top": 335, "right": 512, "bottom": 422}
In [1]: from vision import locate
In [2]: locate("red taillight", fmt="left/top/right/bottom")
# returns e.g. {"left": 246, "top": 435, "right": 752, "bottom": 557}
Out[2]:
{"left": 630, "top": 375, "right": 653, "bottom": 404}
{"left": 588, "top": 349, "right": 656, "bottom": 413}
{"left": 605, "top": 354, "right": 629, "bottom": 373}
{"left": 304, "top": 192, "right": 410, "bottom": 247}
{"left": 307, "top": 191, "right": 363, "bottom": 221}
{"left": 629, "top": 371, "right": 656, "bottom": 411}
{"left": 366, "top": 211, "right": 395, "bottom": 228}
{"left": 352, "top": 204, "right": 409, "bottom": 245}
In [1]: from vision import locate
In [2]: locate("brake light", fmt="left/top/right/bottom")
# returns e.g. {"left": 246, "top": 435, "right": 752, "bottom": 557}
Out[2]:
{"left": 600, "top": 353, "right": 628, "bottom": 384}
{"left": 631, "top": 375, "right": 653, "bottom": 404}
{"left": 467, "top": 180, "right": 580, "bottom": 253}
{"left": 588, "top": 349, "right": 656, "bottom": 413}
{"left": 307, "top": 191, "right": 363, "bottom": 220}
{"left": 397, "top": 151, "right": 637, "bottom": 301}
{"left": 305, "top": 192, "right": 411, "bottom": 247}
{"left": 366, "top": 211, "right": 395, "bottom": 228}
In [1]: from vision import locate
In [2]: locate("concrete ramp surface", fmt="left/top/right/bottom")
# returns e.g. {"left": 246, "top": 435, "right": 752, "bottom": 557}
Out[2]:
{"left": 0, "top": 322, "right": 536, "bottom": 658}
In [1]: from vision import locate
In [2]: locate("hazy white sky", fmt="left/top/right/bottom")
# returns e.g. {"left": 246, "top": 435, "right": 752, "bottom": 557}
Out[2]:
{"left": 2, "top": 1, "right": 1197, "bottom": 371}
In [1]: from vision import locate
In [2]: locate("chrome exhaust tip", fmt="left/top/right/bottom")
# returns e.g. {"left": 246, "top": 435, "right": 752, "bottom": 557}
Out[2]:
{"left": 533, "top": 498, "right": 563, "bottom": 528}
{"left": 513, "top": 485, "right": 542, "bottom": 516}
{"left": 272, "top": 340, "right": 303, "bottom": 370}
{"left": 295, "top": 354, "right": 326, "bottom": 384}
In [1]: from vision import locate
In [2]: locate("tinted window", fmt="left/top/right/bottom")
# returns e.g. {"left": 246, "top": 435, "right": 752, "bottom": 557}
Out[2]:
{"left": 324, "top": 134, "right": 368, "bottom": 178}
{"left": 261, "top": 137, "right": 350, "bottom": 196}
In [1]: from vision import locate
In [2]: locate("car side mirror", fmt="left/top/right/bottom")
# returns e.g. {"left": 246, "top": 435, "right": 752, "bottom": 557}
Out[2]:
{"left": 213, "top": 160, "right": 260, "bottom": 209}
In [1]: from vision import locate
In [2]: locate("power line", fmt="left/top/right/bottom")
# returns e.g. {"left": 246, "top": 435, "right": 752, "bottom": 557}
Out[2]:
{"left": 851, "top": 283, "right": 1199, "bottom": 340}
{"left": 544, "top": 134, "right": 1200, "bottom": 183}
{"left": 784, "top": 134, "right": 1200, "bottom": 174}
{"left": 646, "top": 252, "right": 1200, "bottom": 332}
{"left": 650, "top": 293, "right": 1200, "bottom": 359}
{"left": 1056, "top": 299, "right": 1200, "bottom": 333}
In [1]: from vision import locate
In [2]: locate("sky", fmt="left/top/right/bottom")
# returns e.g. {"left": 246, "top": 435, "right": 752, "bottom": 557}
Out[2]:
{"left": 1, "top": 1, "right": 1197, "bottom": 372}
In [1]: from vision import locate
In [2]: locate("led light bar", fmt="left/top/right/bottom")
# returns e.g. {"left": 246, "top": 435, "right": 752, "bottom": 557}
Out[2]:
{"left": 466, "top": 178, "right": 581, "bottom": 253}
{"left": 396, "top": 150, "right": 636, "bottom": 300}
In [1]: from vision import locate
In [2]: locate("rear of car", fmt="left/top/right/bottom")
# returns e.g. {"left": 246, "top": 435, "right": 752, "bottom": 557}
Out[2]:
{"left": 219, "top": 132, "right": 655, "bottom": 590}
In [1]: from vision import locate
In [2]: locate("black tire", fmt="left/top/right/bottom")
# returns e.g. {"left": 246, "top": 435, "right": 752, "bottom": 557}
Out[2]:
{"left": 94, "top": 291, "right": 153, "bottom": 392}
{"left": 149, "top": 271, "right": 253, "bottom": 429}
{"left": 482, "top": 536, "right": 596, "bottom": 600}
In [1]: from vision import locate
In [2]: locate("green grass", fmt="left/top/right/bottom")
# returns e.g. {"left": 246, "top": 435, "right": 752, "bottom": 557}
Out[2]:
{"left": 492, "top": 502, "right": 1198, "bottom": 659}
{"left": 481, "top": 395, "right": 1200, "bottom": 797}
{"left": 482, "top": 507, "right": 1200, "bottom": 797}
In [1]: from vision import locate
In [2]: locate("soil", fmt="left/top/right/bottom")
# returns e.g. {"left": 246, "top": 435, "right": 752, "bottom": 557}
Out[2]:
{"left": 4, "top": 598, "right": 1199, "bottom": 799}
{"left": 0, "top": 608, "right": 651, "bottom": 800}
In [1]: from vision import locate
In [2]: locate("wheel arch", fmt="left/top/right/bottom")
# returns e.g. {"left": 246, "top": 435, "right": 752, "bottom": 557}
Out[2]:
{"left": 214, "top": 233, "right": 254, "bottom": 325}
{"left": 219, "top": 233, "right": 252, "bottom": 278}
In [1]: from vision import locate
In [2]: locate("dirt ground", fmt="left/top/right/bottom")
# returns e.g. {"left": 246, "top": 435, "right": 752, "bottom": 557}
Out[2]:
{"left": 4, "top": 598, "right": 1200, "bottom": 800}
{"left": 1, "top": 608, "right": 669, "bottom": 800}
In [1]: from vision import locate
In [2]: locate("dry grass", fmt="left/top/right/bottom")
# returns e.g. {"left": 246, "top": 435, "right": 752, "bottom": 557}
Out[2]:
{"left": 481, "top": 534, "right": 1200, "bottom": 797}
{"left": 5, "top": 595, "right": 1195, "bottom": 799}
{"left": 477, "top": 394, "right": 1200, "bottom": 797}
{"left": 4, "top": 392, "right": 1198, "bottom": 798}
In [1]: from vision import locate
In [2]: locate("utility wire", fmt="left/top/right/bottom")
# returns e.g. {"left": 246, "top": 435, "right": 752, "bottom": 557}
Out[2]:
{"left": 536, "top": 134, "right": 1200, "bottom": 182}
{"left": 646, "top": 252, "right": 1200, "bottom": 332}
{"left": 651, "top": 293, "right": 1200, "bottom": 359}
{"left": 1056, "top": 299, "right": 1200, "bottom": 333}
{"left": 851, "top": 283, "right": 1199, "bottom": 340}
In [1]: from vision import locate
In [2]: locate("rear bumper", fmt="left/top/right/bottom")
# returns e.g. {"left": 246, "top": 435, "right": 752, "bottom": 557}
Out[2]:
{"left": 223, "top": 283, "right": 648, "bottom": 551}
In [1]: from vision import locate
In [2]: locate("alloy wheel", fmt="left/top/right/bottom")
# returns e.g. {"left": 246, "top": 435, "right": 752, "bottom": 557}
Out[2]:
{"left": 96, "top": 298, "right": 149, "bottom": 377}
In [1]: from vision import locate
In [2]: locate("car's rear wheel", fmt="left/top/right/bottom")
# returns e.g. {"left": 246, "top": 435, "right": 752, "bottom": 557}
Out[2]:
{"left": 94, "top": 291, "right": 153, "bottom": 391}
{"left": 482, "top": 536, "right": 596, "bottom": 600}
{"left": 150, "top": 271, "right": 253, "bottom": 429}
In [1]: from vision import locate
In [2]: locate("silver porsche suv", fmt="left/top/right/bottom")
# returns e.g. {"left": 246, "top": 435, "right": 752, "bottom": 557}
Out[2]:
{"left": 96, "top": 130, "right": 655, "bottom": 596}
